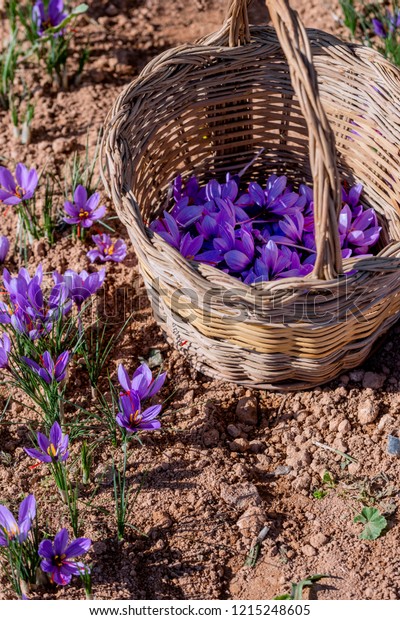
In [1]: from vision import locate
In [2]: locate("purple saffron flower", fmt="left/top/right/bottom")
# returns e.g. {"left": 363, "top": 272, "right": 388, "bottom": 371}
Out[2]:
{"left": 39, "top": 528, "right": 91, "bottom": 586}
{"left": 372, "top": 18, "right": 387, "bottom": 38}
{"left": 0, "top": 164, "right": 38, "bottom": 206}
{"left": 87, "top": 234, "right": 127, "bottom": 263}
{"left": 21, "top": 351, "right": 70, "bottom": 384}
{"left": 150, "top": 211, "right": 182, "bottom": 249}
{"left": 118, "top": 362, "right": 166, "bottom": 400}
{"left": 32, "top": 0, "right": 68, "bottom": 36}
{"left": 339, "top": 205, "right": 381, "bottom": 255}
{"left": 245, "top": 240, "right": 292, "bottom": 283}
{"left": 224, "top": 229, "right": 255, "bottom": 272}
{"left": 0, "top": 495, "right": 36, "bottom": 547}
{"left": 0, "top": 333, "right": 10, "bottom": 369}
{"left": 24, "top": 421, "right": 69, "bottom": 463}
{"left": 63, "top": 185, "right": 107, "bottom": 229}
{"left": 0, "top": 236, "right": 9, "bottom": 263}
{"left": 54, "top": 268, "right": 106, "bottom": 309}
{"left": 0, "top": 265, "right": 71, "bottom": 339}
{"left": 116, "top": 392, "right": 162, "bottom": 434}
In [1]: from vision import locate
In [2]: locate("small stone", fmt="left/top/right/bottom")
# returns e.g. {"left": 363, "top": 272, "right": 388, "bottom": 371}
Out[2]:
{"left": 349, "top": 369, "right": 365, "bottom": 383}
{"left": 348, "top": 461, "right": 361, "bottom": 475}
{"left": 152, "top": 511, "right": 172, "bottom": 529}
{"left": 362, "top": 372, "right": 386, "bottom": 390}
{"left": 105, "top": 3, "right": 118, "bottom": 16}
{"left": 339, "top": 374, "right": 349, "bottom": 386}
{"left": 333, "top": 438, "right": 348, "bottom": 453}
{"left": 387, "top": 435, "right": 400, "bottom": 456}
{"left": 377, "top": 414, "right": 394, "bottom": 432}
{"left": 236, "top": 397, "right": 258, "bottom": 426}
{"left": 203, "top": 428, "right": 219, "bottom": 448}
{"left": 309, "top": 533, "right": 329, "bottom": 548}
{"left": 302, "top": 544, "right": 317, "bottom": 557}
{"left": 329, "top": 419, "right": 340, "bottom": 432}
{"left": 229, "top": 438, "right": 250, "bottom": 453}
{"left": 249, "top": 440, "right": 265, "bottom": 453}
{"left": 273, "top": 465, "right": 292, "bottom": 476}
{"left": 227, "top": 424, "right": 241, "bottom": 439}
{"left": 220, "top": 482, "right": 261, "bottom": 509}
{"left": 358, "top": 400, "right": 378, "bottom": 425}
{"left": 291, "top": 473, "right": 311, "bottom": 492}
{"left": 236, "top": 506, "right": 266, "bottom": 539}
{"left": 338, "top": 419, "right": 351, "bottom": 434}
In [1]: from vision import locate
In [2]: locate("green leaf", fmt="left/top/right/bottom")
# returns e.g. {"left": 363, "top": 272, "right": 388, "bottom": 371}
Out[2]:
{"left": 322, "top": 471, "right": 335, "bottom": 487}
{"left": 291, "top": 575, "right": 329, "bottom": 600}
{"left": 354, "top": 507, "right": 387, "bottom": 540}
{"left": 273, "top": 594, "right": 292, "bottom": 600}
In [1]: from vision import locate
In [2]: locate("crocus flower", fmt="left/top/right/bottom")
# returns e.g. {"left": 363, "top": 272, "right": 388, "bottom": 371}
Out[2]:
{"left": 118, "top": 362, "right": 166, "bottom": 400}
{"left": 87, "top": 234, "right": 127, "bottom": 263}
{"left": 339, "top": 205, "right": 381, "bottom": 255}
{"left": 0, "top": 164, "right": 38, "bottom": 205}
{"left": 0, "top": 265, "right": 71, "bottom": 339}
{"left": 25, "top": 421, "right": 69, "bottom": 463}
{"left": 39, "top": 528, "right": 91, "bottom": 586}
{"left": 63, "top": 185, "right": 106, "bottom": 228}
{"left": 149, "top": 173, "right": 381, "bottom": 283}
{"left": 372, "top": 18, "right": 387, "bottom": 38}
{"left": 21, "top": 351, "right": 70, "bottom": 384}
{"left": 0, "top": 333, "right": 10, "bottom": 369}
{"left": 32, "top": 0, "right": 68, "bottom": 36}
{"left": 0, "top": 236, "right": 9, "bottom": 263}
{"left": 54, "top": 268, "right": 106, "bottom": 309}
{"left": 116, "top": 391, "right": 162, "bottom": 434}
{"left": 0, "top": 495, "right": 36, "bottom": 547}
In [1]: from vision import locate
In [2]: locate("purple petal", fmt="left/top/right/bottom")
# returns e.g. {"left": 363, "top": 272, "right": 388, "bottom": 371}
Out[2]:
{"left": 54, "top": 528, "right": 69, "bottom": 556}
{"left": 73, "top": 185, "right": 87, "bottom": 207}
{"left": 118, "top": 364, "right": 132, "bottom": 393}
{"left": 64, "top": 537, "right": 91, "bottom": 559}
{"left": 224, "top": 250, "right": 251, "bottom": 271}
{"left": 24, "top": 447, "right": 51, "bottom": 463}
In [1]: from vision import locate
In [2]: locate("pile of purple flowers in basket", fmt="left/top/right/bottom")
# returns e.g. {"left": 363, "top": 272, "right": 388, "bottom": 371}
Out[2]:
{"left": 150, "top": 173, "right": 382, "bottom": 283}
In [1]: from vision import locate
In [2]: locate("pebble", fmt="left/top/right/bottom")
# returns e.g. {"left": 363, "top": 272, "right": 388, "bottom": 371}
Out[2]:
{"left": 249, "top": 440, "right": 265, "bottom": 453}
{"left": 302, "top": 544, "right": 317, "bottom": 557}
{"left": 377, "top": 414, "right": 394, "bottom": 432}
{"left": 309, "top": 533, "right": 329, "bottom": 548}
{"left": 387, "top": 435, "right": 400, "bottom": 456}
{"left": 236, "top": 506, "right": 266, "bottom": 539}
{"left": 227, "top": 424, "right": 241, "bottom": 439}
{"left": 362, "top": 372, "right": 386, "bottom": 390}
{"left": 338, "top": 419, "right": 351, "bottom": 434}
{"left": 203, "top": 428, "right": 220, "bottom": 448}
{"left": 220, "top": 482, "right": 261, "bottom": 509}
{"left": 236, "top": 396, "right": 258, "bottom": 426}
{"left": 229, "top": 438, "right": 250, "bottom": 452}
{"left": 358, "top": 399, "right": 379, "bottom": 425}
{"left": 349, "top": 369, "right": 365, "bottom": 383}
{"left": 291, "top": 473, "right": 311, "bottom": 492}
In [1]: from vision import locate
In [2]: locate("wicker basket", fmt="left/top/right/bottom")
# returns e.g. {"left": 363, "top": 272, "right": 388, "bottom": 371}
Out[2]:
{"left": 102, "top": 0, "right": 400, "bottom": 391}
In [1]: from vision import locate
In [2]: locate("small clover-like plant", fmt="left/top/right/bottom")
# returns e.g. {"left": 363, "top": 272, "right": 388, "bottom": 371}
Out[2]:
{"left": 354, "top": 507, "right": 387, "bottom": 540}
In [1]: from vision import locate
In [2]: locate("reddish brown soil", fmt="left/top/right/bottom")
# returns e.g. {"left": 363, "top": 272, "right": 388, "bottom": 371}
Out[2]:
{"left": 0, "top": 0, "right": 399, "bottom": 602}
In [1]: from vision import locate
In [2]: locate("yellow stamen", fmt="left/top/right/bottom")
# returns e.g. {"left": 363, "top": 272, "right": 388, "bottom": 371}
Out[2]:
{"left": 47, "top": 444, "right": 57, "bottom": 457}
{"left": 15, "top": 185, "right": 24, "bottom": 199}
{"left": 106, "top": 244, "right": 115, "bottom": 255}
{"left": 53, "top": 553, "right": 66, "bottom": 567}
{"left": 129, "top": 410, "right": 142, "bottom": 425}
{"left": 79, "top": 209, "right": 89, "bottom": 219}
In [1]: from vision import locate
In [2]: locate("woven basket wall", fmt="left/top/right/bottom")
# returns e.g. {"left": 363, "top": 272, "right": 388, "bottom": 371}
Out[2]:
{"left": 102, "top": 0, "right": 400, "bottom": 391}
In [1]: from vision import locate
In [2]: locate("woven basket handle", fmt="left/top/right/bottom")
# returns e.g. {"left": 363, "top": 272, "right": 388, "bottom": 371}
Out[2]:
{"left": 226, "top": 0, "right": 343, "bottom": 280}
